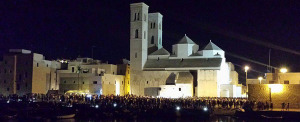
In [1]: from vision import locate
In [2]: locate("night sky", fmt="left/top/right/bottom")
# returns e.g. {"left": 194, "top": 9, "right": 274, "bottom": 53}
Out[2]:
{"left": 1, "top": 0, "right": 299, "bottom": 83}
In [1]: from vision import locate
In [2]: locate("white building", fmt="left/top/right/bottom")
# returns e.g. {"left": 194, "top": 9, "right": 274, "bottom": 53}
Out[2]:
{"left": 58, "top": 58, "right": 130, "bottom": 96}
{"left": 130, "top": 2, "right": 242, "bottom": 98}
{"left": 0, "top": 49, "right": 61, "bottom": 96}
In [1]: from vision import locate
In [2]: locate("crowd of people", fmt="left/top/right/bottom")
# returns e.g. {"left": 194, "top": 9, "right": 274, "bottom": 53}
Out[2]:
{"left": 0, "top": 93, "right": 285, "bottom": 112}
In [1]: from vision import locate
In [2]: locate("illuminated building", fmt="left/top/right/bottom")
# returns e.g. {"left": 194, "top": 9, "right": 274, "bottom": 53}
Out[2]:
{"left": 57, "top": 58, "right": 130, "bottom": 96}
{"left": 0, "top": 49, "right": 61, "bottom": 95}
{"left": 129, "top": 3, "right": 243, "bottom": 98}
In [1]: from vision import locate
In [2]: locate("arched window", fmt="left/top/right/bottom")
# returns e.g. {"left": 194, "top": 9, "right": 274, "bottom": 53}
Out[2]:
{"left": 157, "top": 57, "right": 159, "bottom": 61}
{"left": 137, "top": 13, "right": 140, "bottom": 20}
{"left": 135, "top": 29, "right": 138, "bottom": 38}
{"left": 134, "top": 13, "right": 136, "bottom": 21}
{"left": 151, "top": 36, "right": 154, "bottom": 44}
{"left": 153, "top": 23, "right": 155, "bottom": 28}
{"left": 151, "top": 23, "right": 153, "bottom": 29}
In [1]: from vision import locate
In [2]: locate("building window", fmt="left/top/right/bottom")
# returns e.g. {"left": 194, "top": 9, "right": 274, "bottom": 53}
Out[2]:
{"left": 135, "top": 53, "right": 137, "bottom": 58}
{"left": 151, "top": 36, "right": 154, "bottom": 44}
{"left": 37, "top": 63, "right": 39, "bottom": 67}
{"left": 284, "top": 80, "right": 289, "bottom": 84}
{"left": 122, "top": 81, "right": 123, "bottom": 85}
{"left": 7, "top": 88, "right": 9, "bottom": 91}
{"left": 46, "top": 64, "right": 48, "bottom": 67}
{"left": 128, "top": 81, "right": 129, "bottom": 84}
{"left": 179, "top": 88, "right": 181, "bottom": 91}
{"left": 153, "top": 23, "right": 155, "bottom": 28}
{"left": 64, "top": 80, "right": 66, "bottom": 83}
{"left": 147, "top": 81, "right": 148, "bottom": 84}
{"left": 151, "top": 23, "right": 153, "bottom": 29}
{"left": 157, "top": 57, "right": 159, "bottom": 61}
{"left": 134, "top": 13, "right": 136, "bottom": 21}
{"left": 83, "top": 82, "right": 84, "bottom": 84}
{"left": 115, "top": 81, "right": 116, "bottom": 84}
{"left": 135, "top": 29, "right": 139, "bottom": 38}
{"left": 9, "top": 70, "right": 12, "bottom": 73}
{"left": 72, "top": 67, "right": 75, "bottom": 73}
{"left": 113, "top": 72, "right": 115, "bottom": 75}
{"left": 93, "top": 81, "right": 97, "bottom": 84}
{"left": 73, "top": 81, "right": 75, "bottom": 83}
{"left": 144, "top": 14, "right": 146, "bottom": 21}
{"left": 137, "top": 13, "right": 140, "bottom": 20}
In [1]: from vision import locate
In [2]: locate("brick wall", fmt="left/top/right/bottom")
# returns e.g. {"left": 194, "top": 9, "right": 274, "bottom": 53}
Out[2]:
{"left": 248, "top": 84, "right": 300, "bottom": 108}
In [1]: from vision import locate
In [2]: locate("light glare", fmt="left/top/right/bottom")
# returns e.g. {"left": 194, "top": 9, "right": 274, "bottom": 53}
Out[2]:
{"left": 268, "top": 84, "right": 283, "bottom": 93}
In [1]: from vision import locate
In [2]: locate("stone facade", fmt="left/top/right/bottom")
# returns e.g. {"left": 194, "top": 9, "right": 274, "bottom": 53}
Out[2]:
{"left": 58, "top": 58, "right": 129, "bottom": 96}
{"left": 0, "top": 49, "right": 60, "bottom": 96}
{"left": 248, "top": 84, "right": 300, "bottom": 108}
{"left": 129, "top": 2, "right": 242, "bottom": 98}
{"left": 266, "top": 72, "right": 300, "bottom": 84}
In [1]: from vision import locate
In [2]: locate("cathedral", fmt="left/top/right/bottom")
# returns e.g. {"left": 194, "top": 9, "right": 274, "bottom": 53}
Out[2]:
{"left": 130, "top": 2, "right": 242, "bottom": 98}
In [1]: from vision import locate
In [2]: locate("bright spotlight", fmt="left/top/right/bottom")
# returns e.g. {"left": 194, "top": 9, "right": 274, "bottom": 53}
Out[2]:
{"left": 203, "top": 107, "right": 208, "bottom": 111}
{"left": 268, "top": 84, "right": 283, "bottom": 93}
{"left": 113, "top": 103, "right": 117, "bottom": 107}
{"left": 7, "top": 100, "right": 10, "bottom": 103}
{"left": 244, "top": 66, "right": 250, "bottom": 72}
{"left": 176, "top": 106, "right": 180, "bottom": 111}
{"left": 95, "top": 105, "right": 99, "bottom": 108}
{"left": 280, "top": 68, "right": 288, "bottom": 73}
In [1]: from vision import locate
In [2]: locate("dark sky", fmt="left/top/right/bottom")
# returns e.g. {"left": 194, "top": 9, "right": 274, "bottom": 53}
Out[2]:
{"left": 1, "top": 0, "right": 299, "bottom": 82}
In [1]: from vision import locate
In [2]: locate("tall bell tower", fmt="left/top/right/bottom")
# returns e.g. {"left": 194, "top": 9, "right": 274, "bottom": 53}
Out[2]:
{"left": 130, "top": 3, "right": 148, "bottom": 71}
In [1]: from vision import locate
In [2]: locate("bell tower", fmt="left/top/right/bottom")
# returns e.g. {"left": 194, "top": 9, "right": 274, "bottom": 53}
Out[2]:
{"left": 130, "top": 3, "right": 149, "bottom": 71}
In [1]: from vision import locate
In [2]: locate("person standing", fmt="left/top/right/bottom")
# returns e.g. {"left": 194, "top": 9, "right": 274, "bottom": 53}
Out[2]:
{"left": 270, "top": 102, "right": 273, "bottom": 111}
{"left": 286, "top": 103, "right": 290, "bottom": 111}
{"left": 282, "top": 102, "right": 285, "bottom": 111}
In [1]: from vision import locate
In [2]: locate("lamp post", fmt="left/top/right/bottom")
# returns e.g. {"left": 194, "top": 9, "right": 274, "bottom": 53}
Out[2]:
{"left": 91, "top": 46, "right": 96, "bottom": 59}
{"left": 245, "top": 66, "right": 249, "bottom": 97}
{"left": 245, "top": 66, "right": 249, "bottom": 83}
{"left": 258, "top": 77, "right": 263, "bottom": 84}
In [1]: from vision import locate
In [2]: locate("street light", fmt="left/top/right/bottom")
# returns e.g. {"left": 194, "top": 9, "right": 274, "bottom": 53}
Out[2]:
{"left": 258, "top": 77, "right": 263, "bottom": 84}
{"left": 245, "top": 66, "right": 250, "bottom": 98}
{"left": 280, "top": 68, "right": 287, "bottom": 73}
{"left": 244, "top": 66, "right": 250, "bottom": 82}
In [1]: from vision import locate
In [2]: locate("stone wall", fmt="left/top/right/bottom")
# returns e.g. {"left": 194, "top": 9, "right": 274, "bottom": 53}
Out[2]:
{"left": 248, "top": 84, "right": 300, "bottom": 108}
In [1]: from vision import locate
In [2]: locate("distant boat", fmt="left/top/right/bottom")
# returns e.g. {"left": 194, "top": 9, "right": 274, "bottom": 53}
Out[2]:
{"left": 56, "top": 114, "right": 75, "bottom": 119}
